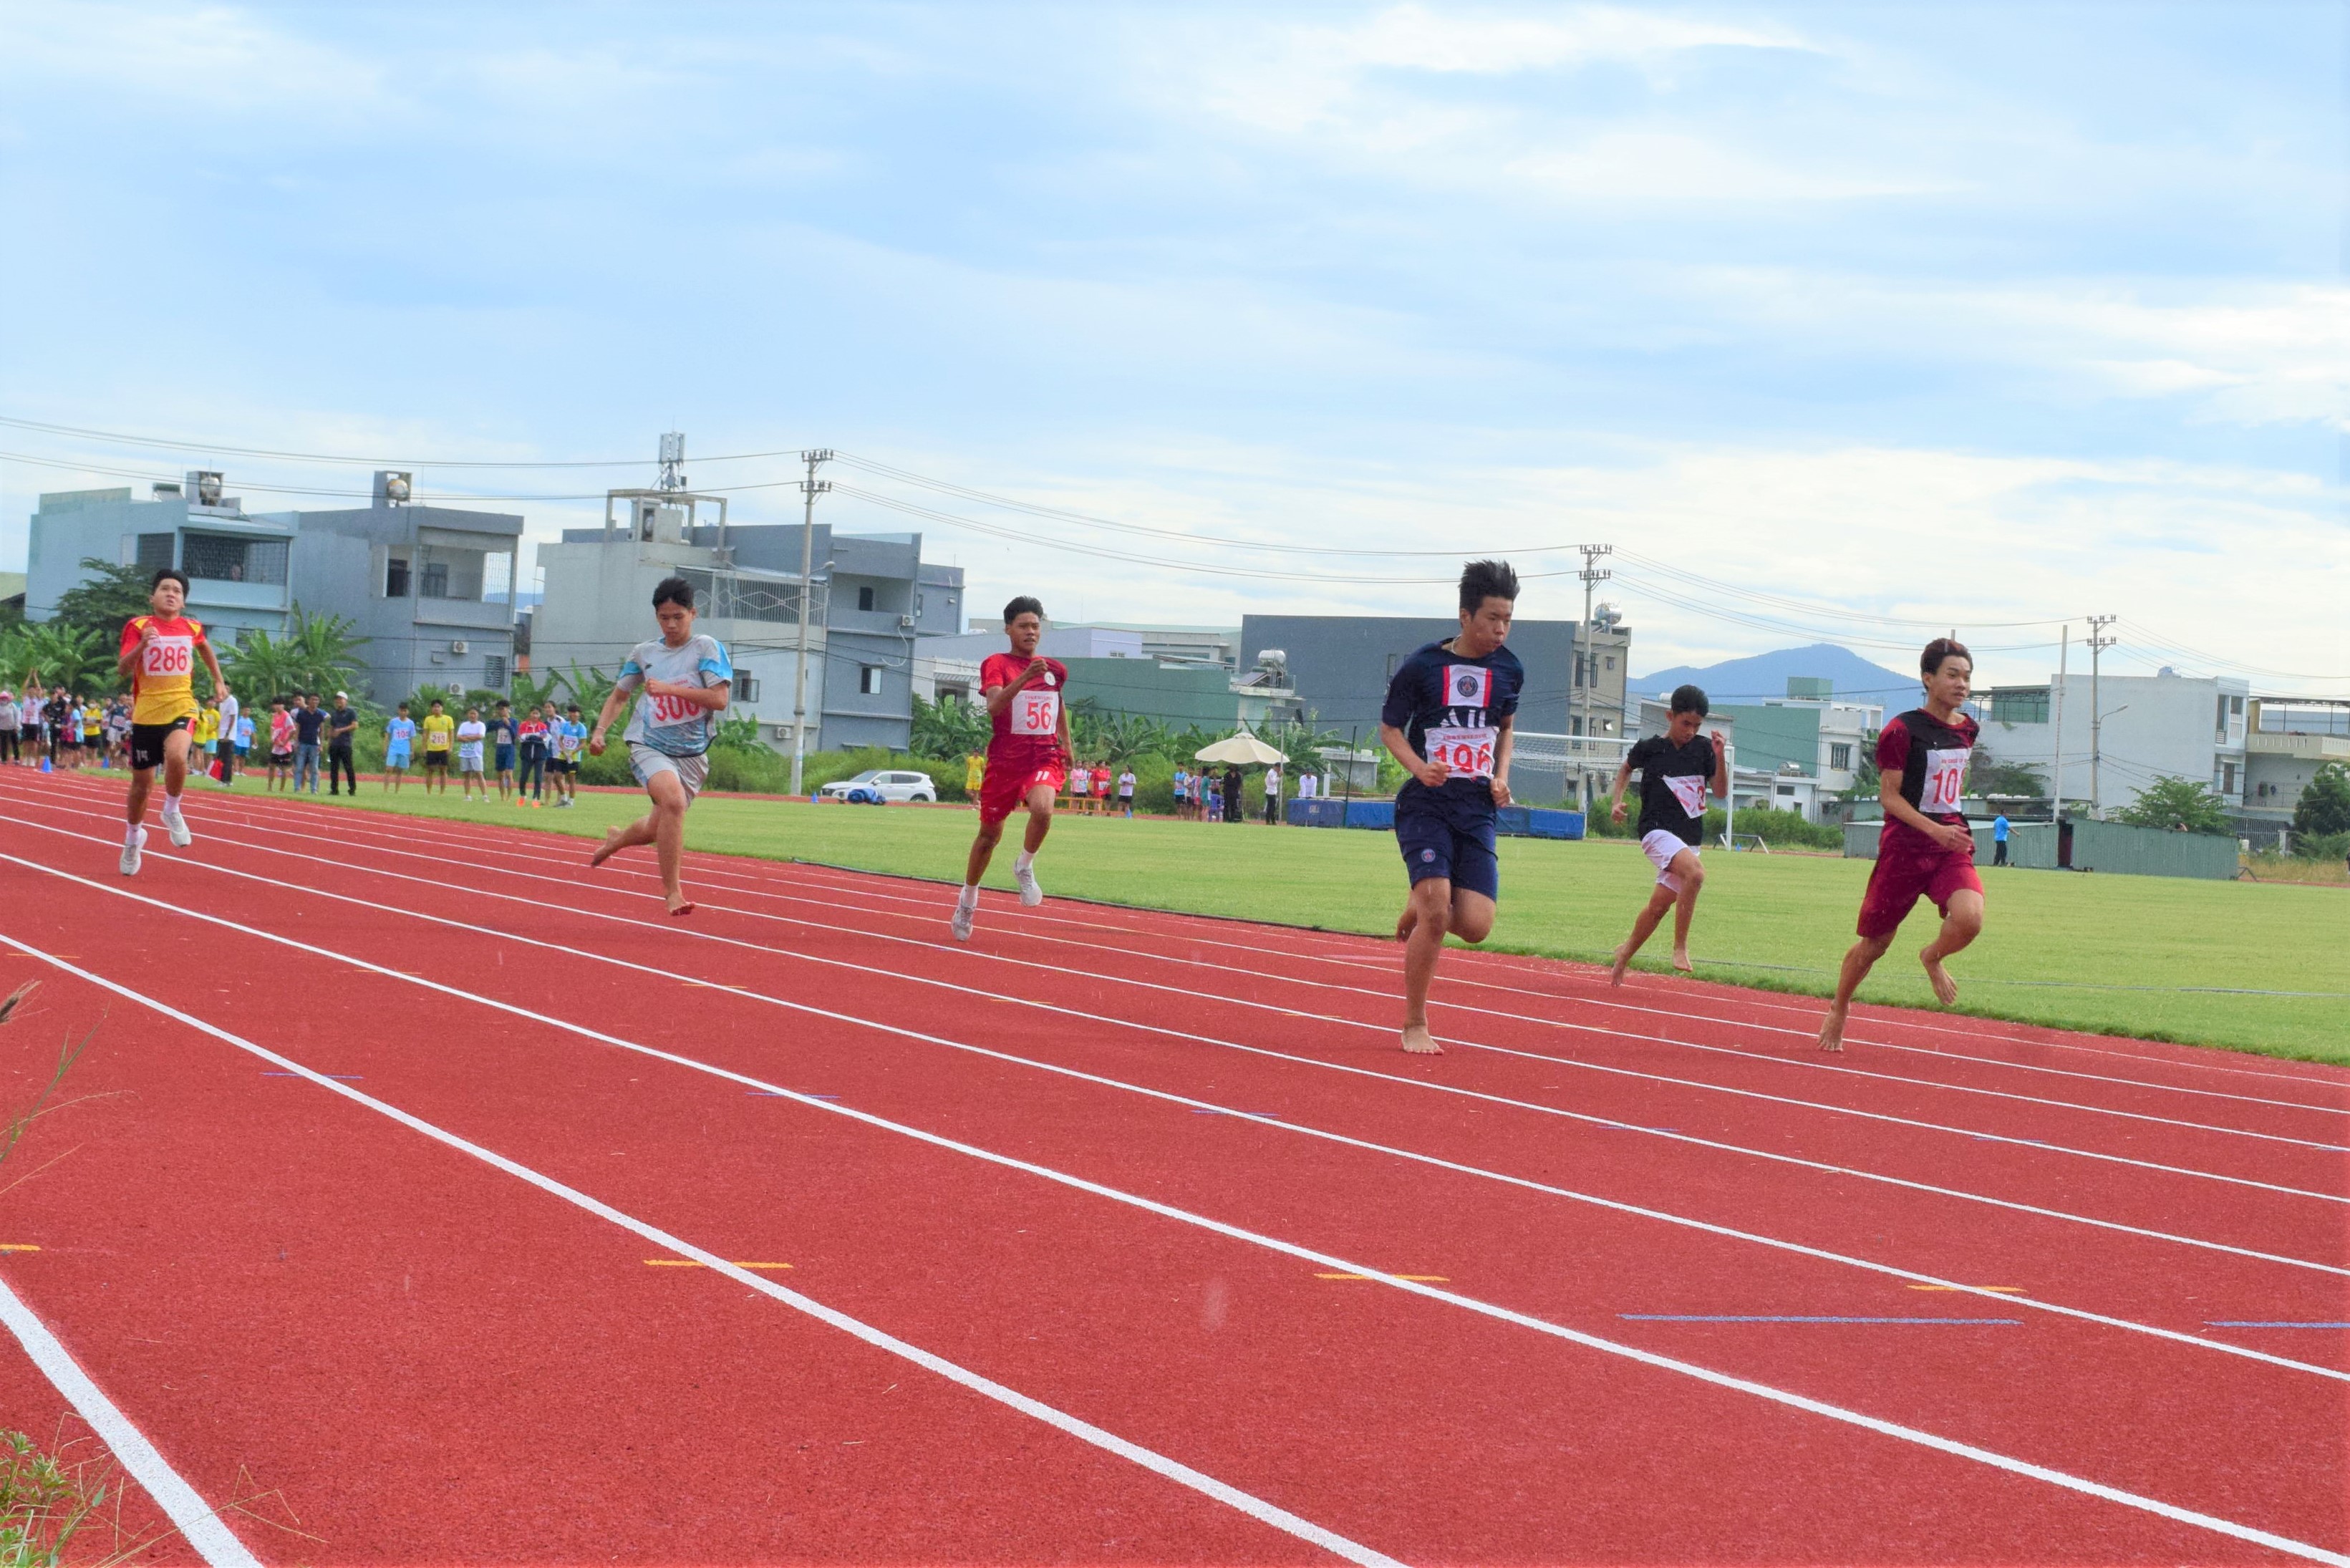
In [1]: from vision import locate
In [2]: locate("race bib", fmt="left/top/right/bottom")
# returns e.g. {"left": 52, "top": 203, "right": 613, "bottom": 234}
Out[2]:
{"left": 649, "top": 690, "right": 702, "bottom": 725}
{"left": 1011, "top": 689, "right": 1060, "bottom": 737}
{"left": 1426, "top": 724, "right": 1496, "bottom": 778}
{"left": 1921, "top": 747, "right": 1970, "bottom": 813}
{"left": 1666, "top": 774, "right": 1710, "bottom": 818}
{"left": 141, "top": 636, "right": 193, "bottom": 677}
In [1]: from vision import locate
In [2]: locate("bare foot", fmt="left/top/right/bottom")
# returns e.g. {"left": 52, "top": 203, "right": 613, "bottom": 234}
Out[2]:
{"left": 1610, "top": 944, "right": 1633, "bottom": 986}
{"left": 1401, "top": 1024, "right": 1442, "bottom": 1055}
{"left": 1816, "top": 1005, "right": 1848, "bottom": 1052}
{"left": 1670, "top": 947, "right": 1694, "bottom": 974}
{"left": 1395, "top": 906, "right": 1419, "bottom": 942}
{"left": 667, "top": 896, "right": 696, "bottom": 918}
{"left": 1921, "top": 950, "right": 1960, "bottom": 1006}
{"left": 589, "top": 826, "right": 625, "bottom": 868}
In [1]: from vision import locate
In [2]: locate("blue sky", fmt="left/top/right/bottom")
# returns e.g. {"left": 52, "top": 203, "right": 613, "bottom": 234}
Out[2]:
{"left": 1, "top": 1, "right": 2341, "bottom": 689}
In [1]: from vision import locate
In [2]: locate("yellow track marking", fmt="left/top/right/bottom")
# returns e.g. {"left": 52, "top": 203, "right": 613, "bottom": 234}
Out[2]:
{"left": 0, "top": 1244, "right": 39, "bottom": 1253}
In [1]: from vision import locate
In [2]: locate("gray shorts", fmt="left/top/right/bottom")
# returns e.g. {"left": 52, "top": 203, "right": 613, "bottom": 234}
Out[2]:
{"left": 629, "top": 743, "right": 708, "bottom": 802}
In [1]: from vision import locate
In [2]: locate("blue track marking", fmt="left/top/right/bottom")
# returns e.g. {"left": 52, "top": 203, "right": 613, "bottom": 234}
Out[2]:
{"left": 1621, "top": 1315, "right": 2022, "bottom": 1325}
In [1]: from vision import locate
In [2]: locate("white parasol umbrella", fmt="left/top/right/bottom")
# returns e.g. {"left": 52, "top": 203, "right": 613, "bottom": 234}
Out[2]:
{"left": 1194, "top": 731, "right": 1285, "bottom": 765}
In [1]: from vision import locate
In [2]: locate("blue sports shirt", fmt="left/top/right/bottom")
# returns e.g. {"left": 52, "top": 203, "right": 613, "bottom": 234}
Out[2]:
{"left": 1380, "top": 639, "right": 1524, "bottom": 809}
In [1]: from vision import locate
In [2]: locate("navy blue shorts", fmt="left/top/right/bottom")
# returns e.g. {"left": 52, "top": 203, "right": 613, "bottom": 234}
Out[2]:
{"left": 1396, "top": 798, "right": 1499, "bottom": 901}
{"left": 495, "top": 744, "right": 516, "bottom": 772}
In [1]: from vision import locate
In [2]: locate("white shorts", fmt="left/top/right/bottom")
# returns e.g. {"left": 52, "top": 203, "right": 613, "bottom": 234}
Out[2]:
{"left": 1641, "top": 829, "right": 1698, "bottom": 894}
{"left": 457, "top": 745, "right": 484, "bottom": 771}
{"left": 629, "top": 743, "right": 708, "bottom": 802}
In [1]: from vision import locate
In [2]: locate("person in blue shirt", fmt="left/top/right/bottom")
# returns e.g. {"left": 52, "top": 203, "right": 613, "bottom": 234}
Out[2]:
{"left": 1378, "top": 559, "right": 1524, "bottom": 1055}
{"left": 1991, "top": 811, "right": 2011, "bottom": 866}
{"left": 589, "top": 577, "right": 732, "bottom": 915}
{"left": 487, "top": 700, "right": 519, "bottom": 803}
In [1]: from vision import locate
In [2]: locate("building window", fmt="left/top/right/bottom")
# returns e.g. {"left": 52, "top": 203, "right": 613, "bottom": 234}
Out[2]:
{"left": 858, "top": 585, "right": 876, "bottom": 612}
{"left": 2223, "top": 762, "right": 2239, "bottom": 794}
{"left": 135, "top": 533, "right": 175, "bottom": 573}
{"left": 1829, "top": 743, "right": 1853, "bottom": 771}
{"left": 385, "top": 556, "right": 410, "bottom": 597}
{"left": 182, "top": 533, "right": 288, "bottom": 586}
{"left": 1605, "top": 656, "right": 1615, "bottom": 671}
{"left": 483, "top": 654, "right": 507, "bottom": 690}
{"left": 735, "top": 671, "right": 759, "bottom": 702}
{"left": 859, "top": 664, "right": 882, "bottom": 695}
{"left": 421, "top": 560, "right": 450, "bottom": 599}
{"left": 1988, "top": 687, "right": 2051, "bottom": 725}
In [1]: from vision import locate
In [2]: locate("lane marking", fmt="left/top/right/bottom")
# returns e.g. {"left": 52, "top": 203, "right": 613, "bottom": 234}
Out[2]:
{"left": 748, "top": 1091, "right": 837, "bottom": 1098}
{"left": 79, "top": 784, "right": 2342, "bottom": 1148}
{"left": 0, "top": 936, "right": 1402, "bottom": 1568}
{"left": 1623, "top": 1315, "right": 2021, "bottom": 1326}
{"left": 263, "top": 1071, "right": 361, "bottom": 1080}
{"left": 1317, "top": 1274, "right": 1448, "bottom": 1282}
{"left": 645, "top": 1259, "right": 792, "bottom": 1269}
{"left": 13, "top": 941, "right": 2347, "bottom": 1568}
{"left": 1909, "top": 1285, "right": 2028, "bottom": 1294}
{"left": 11, "top": 799, "right": 2338, "bottom": 1287}
{"left": 0, "top": 1272, "right": 263, "bottom": 1567}
{"left": 1, "top": 838, "right": 2341, "bottom": 1396}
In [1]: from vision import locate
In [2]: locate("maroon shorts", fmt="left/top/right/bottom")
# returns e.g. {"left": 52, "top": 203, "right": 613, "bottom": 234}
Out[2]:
{"left": 1857, "top": 831, "right": 1983, "bottom": 940}
{"left": 979, "top": 755, "right": 1065, "bottom": 826}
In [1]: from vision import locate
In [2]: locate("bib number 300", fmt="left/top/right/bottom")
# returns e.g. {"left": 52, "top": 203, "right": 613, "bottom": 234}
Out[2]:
{"left": 650, "top": 690, "right": 702, "bottom": 725}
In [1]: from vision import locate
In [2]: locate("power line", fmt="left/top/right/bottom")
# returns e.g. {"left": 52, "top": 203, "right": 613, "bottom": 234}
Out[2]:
{"left": 1613, "top": 549, "right": 2076, "bottom": 631}
{"left": 0, "top": 413, "right": 804, "bottom": 469}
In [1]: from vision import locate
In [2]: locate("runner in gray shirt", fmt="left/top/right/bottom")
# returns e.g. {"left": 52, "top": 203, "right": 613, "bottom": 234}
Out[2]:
{"left": 587, "top": 576, "right": 733, "bottom": 916}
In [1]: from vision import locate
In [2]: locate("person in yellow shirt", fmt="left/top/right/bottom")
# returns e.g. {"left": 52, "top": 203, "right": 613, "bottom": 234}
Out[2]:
{"left": 964, "top": 751, "right": 985, "bottom": 799}
{"left": 191, "top": 702, "right": 220, "bottom": 748}
{"left": 115, "top": 568, "right": 231, "bottom": 876}
{"left": 418, "top": 697, "right": 456, "bottom": 795}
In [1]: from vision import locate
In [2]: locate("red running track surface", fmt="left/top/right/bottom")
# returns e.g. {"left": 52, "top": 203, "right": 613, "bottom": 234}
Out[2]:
{"left": 0, "top": 769, "right": 2342, "bottom": 1565}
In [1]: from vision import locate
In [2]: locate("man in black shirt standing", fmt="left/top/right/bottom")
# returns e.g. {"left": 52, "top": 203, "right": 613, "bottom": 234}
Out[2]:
{"left": 1608, "top": 684, "right": 1727, "bottom": 983}
{"left": 325, "top": 691, "right": 359, "bottom": 795}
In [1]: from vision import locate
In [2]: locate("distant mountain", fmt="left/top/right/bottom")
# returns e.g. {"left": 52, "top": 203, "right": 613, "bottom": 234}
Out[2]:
{"left": 1632, "top": 643, "right": 1920, "bottom": 705}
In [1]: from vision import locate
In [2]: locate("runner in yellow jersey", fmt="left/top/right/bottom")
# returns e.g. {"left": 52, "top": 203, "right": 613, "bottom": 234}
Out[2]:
{"left": 115, "top": 569, "right": 231, "bottom": 876}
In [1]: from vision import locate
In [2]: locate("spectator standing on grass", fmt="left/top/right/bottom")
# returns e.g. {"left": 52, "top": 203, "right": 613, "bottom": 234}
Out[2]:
{"left": 0, "top": 690, "right": 16, "bottom": 767}
{"left": 488, "top": 700, "right": 518, "bottom": 802}
{"left": 110, "top": 697, "right": 135, "bottom": 768}
{"left": 420, "top": 699, "right": 455, "bottom": 795}
{"left": 455, "top": 707, "right": 488, "bottom": 800}
{"left": 19, "top": 684, "right": 44, "bottom": 767}
{"left": 588, "top": 575, "right": 733, "bottom": 917}
{"left": 81, "top": 697, "right": 103, "bottom": 765}
{"left": 964, "top": 751, "right": 985, "bottom": 801}
{"left": 213, "top": 687, "right": 241, "bottom": 787}
{"left": 1992, "top": 812, "right": 2011, "bottom": 867}
{"left": 326, "top": 692, "right": 359, "bottom": 795}
{"left": 1220, "top": 765, "right": 1242, "bottom": 824}
{"left": 1263, "top": 764, "right": 1282, "bottom": 825}
{"left": 1206, "top": 770, "right": 1224, "bottom": 823}
{"left": 1068, "top": 762, "right": 1091, "bottom": 815}
{"left": 291, "top": 693, "right": 325, "bottom": 793}
{"left": 550, "top": 702, "right": 585, "bottom": 806}
{"left": 44, "top": 689, "right": 73, "bottom": 768}
{"left": 516, "top": 704, "right": 549, "bottom": 808}
{"left": 266, "top": 700, "right": 294, "bottom": 790}
{"left": 233, "top": 707, "right": 253, "bottom": 768}
{"left": 1118, "top": 766, "right": 1136, "bottom": 817}
{"left": 382, "top": 703, "right": 416, "bottom": 792}
{"left": 190, "top": 700, "right": 220, "bottom": 783}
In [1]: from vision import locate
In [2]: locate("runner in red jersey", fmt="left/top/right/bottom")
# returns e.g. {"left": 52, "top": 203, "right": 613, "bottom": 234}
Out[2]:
{"left": 952, "top": 596, "right": 1070, "bottom": 942}
{"left": 1818, "top": 638, "right": 1986, "bottom": 1050}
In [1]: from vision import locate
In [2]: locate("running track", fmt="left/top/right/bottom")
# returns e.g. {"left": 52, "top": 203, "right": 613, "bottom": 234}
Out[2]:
{"left": 0, "top": 769, "right": 2343, "bottom": 1565}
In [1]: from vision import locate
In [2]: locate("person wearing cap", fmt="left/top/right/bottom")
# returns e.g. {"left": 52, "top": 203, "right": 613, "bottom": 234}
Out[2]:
{"left": 325, "top": 689, "right": 359, "bottom": 795}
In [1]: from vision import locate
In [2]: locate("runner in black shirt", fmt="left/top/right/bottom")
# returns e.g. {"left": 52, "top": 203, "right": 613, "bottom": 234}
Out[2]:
{"left": 1607, "top": 684, "right": 1727, "bottom": 982}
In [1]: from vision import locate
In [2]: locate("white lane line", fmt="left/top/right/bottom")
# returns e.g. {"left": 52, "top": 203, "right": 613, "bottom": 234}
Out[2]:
{"left": 0, "top": 1271, "right": 263, "bottom": 1567}
{"left": 7, "top": 803, "right": 2343, "bottom": 1260}
{"left": 5, "top": 924, "right": 2342, "bottom": 1565}
{"left": 2, "top": 841, "right": 2342, "bottom": 1390}
{"left": 78, "top": 788, "right": 2341, "bottom": 1148}
{"left": 95, "top": 778, "right": 2350, "bottom": 1101}
{"left": 0, "top": 935, "right": 1399, "bottom": 1568}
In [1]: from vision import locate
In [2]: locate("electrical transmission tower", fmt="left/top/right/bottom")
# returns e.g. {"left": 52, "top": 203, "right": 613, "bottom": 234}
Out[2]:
{"left": 1576, "top": 544, "right": 1613, "bottom": 809}
{"left": 2087, "top": 614, "right": 2119, "bottom": 818}
{"left": 790, "top": 450, "right": 835, "bottom": 798}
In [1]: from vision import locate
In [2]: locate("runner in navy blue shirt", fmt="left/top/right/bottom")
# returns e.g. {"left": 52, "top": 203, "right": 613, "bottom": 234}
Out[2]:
{"left": 1378, "top": 559, "right": 1524, "bottom": 1055}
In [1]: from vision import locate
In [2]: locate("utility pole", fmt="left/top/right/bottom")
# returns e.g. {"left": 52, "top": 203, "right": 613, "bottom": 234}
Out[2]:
{"left": 1575, "top": 543, "right": 1612, "bottom": 810}
{"left": 2049, "top": 624, "right": 2068, "bottom": 820}
{"left": 2086, "top": 614, "right": 2118, "bottom": 819}
{"left": 789, "top": 449, "right": 834, "bottom": 798}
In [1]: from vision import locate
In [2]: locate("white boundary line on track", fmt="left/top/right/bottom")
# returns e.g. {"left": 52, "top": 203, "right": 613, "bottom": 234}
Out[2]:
{"left": 195, "top": 785, "right": 2350, "bottom": 1111}
{"left": 5, "top": 901, "right": 2344, "bottom": 1565}
{"left": 6, "top": 800, "right": 2344, "bottom": 1273}
{"left": 95, "top": 786, "right": 2344, "bottom": 1144}
{"left": 0, "top": 1270, "right": 263, "bottom": 1567}
{"left": 0, "top": 934, "right": 1402, "bottom": 1568}
{"left": 4, "top": 838, "right": 2343, "bottom": 1391}
{"left": 259, "top": 800, "right": 2350, "bottom": 1120}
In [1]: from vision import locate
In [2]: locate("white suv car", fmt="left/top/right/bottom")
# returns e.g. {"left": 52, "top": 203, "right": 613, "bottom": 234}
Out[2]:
{"left": 819, "top": 768, "right": 938, "bottom": 805}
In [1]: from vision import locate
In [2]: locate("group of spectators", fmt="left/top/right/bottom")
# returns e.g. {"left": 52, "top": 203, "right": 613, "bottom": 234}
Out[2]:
{"left": 1169, "top": 764, "right": 1326, "bottom": 825}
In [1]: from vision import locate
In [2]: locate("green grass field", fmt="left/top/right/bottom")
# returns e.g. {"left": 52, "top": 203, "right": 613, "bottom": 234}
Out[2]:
{"left": 228, "top": 778, "right": 2349, "bottom": 1063}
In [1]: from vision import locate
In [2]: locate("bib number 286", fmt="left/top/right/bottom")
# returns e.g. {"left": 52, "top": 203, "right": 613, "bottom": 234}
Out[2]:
{"left": 142, "top": 638, "right": 193, "bottom": 677}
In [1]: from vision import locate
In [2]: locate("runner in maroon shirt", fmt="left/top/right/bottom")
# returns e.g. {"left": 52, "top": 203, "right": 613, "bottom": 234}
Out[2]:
{"left": 952, "top": 596, "right": 1071, "bottom": 942}
{"left": 1818, "top": 638, "right": 1986, "bottom": 1050}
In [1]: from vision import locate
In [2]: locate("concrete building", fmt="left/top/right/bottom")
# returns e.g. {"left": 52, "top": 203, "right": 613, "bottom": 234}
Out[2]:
{"left": 28, "top": 478, "right": 296, "bottom": 644}
{"left": 2240, "top": 698, "right": 2350, "bottom": 845}
{"left": 1711, "top": 682, "right": 1882, "bottom": 823}
{"left": 534, "top": 510, "right": 964, "bottom": 753}
{"left": 288, "top": 472, "right": 523, "bottom": 702}
{"left": 1978, "top": 667, "right": 2251, "bottom": 819}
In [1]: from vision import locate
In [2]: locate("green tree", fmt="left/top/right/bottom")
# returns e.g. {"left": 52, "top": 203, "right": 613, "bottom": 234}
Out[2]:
{"left": 1970, "top": 742, "right": 2046, "bottom": 801}
{"left": 508, "top": 667, "right": 565, "bottom": 712}
{"left": 48, "top": 558, "right": 154, "bottom": 640}
{"left": 2112, "top": 775, "right": 2230, "bottom": 835}
{"left": 2291, "top": 761, "right": 2350, "bottom": 838}
{"left": 221, "top": 628, "right": 306, "bottom": 703}
{"left": 279, "top": 606, "right": 369, "bottom": 697}
{"left": 911, "top": 691, "right": 990, "bottom": 758}
{"left": 3, "top": 622, "right": 105, "bottom": 691}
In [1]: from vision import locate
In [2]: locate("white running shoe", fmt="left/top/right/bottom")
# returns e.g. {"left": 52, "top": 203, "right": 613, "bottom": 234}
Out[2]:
{"left": 952, "top": 901, "right": 975, "bottom": 942}
{"left": 1013, "top": 861, "right": 1043, "bottom": 907}
{"left": 162, "top": 807, "right": 191, "bottom": 848}
{"left": 119, "top": 828, "right": 146, "bottom": 876}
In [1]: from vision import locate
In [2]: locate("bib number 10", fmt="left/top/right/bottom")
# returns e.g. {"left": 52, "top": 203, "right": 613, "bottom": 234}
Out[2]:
{"left": 1921, "top": 749, "right": 1968, "bottom": 813}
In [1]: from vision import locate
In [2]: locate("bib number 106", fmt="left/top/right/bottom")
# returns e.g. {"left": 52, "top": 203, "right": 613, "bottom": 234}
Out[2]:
{"left": 1428, "top": 732, "right": 1494, "bottom": 777}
